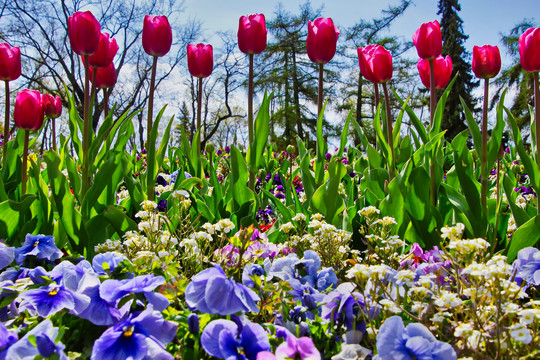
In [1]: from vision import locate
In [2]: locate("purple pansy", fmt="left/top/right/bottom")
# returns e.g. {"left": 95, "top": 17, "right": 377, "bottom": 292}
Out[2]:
{"left": 100, "top": 274, "right": 170, "bottom": 311}
{"left": 92, "top": 252, "right": 129, "bottom": 275}
{"left": 14, "top": 234, "right": 63, "bottom": 265}
{"left": 185, "top": 265, "right": 260, "bottom": 315}
{"left": 513, "top": 247, "right": 540, "bottom": 286}
{"left": 0, "top": 322, "right": 18, "bottom": 359}
{"left": 0, "top": 243, "right": 14, "bottom": 270}
{"left": 374, "top": 316, "right": 456, "bottom": 360}
{"left": 275, "top": 334, "right": 321, "bottom": 360}
{"left": 6, "top": 319, "right": 68, "bottom": 360}
{"left": 201, "top": 319, "right": 270, "bottom": 360}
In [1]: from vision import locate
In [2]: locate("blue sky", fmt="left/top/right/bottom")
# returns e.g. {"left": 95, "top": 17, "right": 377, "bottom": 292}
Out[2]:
{"left": 182, "top": 0, "right": 540, "bottom": 66}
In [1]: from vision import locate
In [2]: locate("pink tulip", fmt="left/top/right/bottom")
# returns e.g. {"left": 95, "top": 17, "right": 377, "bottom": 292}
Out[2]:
{"left": 519, "top": 27, "right": 540, "bottom": 72}
{"left": 68, "top": 11, "right": 101, "bottom": 56}
{"left": 42, "top": 94, "right": 62, "bottom": 119}
{"left": 306, "top": 18, "right": 340, "bottom": 64}
{"left": 472, "top": 45, "right": 501, "bottom": 79}
{"left": 88, "top": 33, "right": 118, "bottom": 68}
{"left": 412, "top": 20, "right": 442, "bottom": 60}
{"left": 238, "top": 14, "right": 267, "bottom": 55}
{"left": 0, "top": 43, "right": 21, "bottom": 81}
{"left": 14, "top": 89, "right": 44, "bottom": 131}
{"left": 142, "top": 15, "right": 173, "bottom": 57}
{"left": 357, "top": 45, "right": 393, "bottom": 84}
{"left": 187, "top": 43, "right": 213, "bottom": 78}
{"left": 418, "top": 55, "right": 453, "bottom": 90}
{"left": 90, "top": 62, "right": 117, "bottom": 89}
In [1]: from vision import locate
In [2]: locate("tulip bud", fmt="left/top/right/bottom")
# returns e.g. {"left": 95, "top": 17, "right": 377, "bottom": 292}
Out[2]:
{"left": 519, "top": 27, "right": 540, "bottom": 73}
{"left": 412, "top": 20, "right": 442, "bottom": 60}
{"left": 42, "top": 94, "right": 62, "bottom": 119}
{"left": 286, "top": 145, "right": 295, "bottom": 154}
{"left": 357, "top": 44, "right": 393, "bottom": 84}
{"left": 14, "top": 89, "right": 44, "bottom": 131}
{"left": 206, "top": 142, "right": 215, "bottom": 154}
{"left": 187, "top": 43, "right": 213, "bottom": 78}
{"left": 68, "top": 11, "right": 101, "bottom": 56}
{"left": 142, "top": 15, "right": 173, "bottom": 57}
{"left": 472, "top": 45, "right": 501, "bottom": 79}
{"left": 238, "top": 14, "right": 267, "bottom": 55}
{"left": 0, "top": 43, "right": 21, "bottom": 81}
{"left": 417, "top": 55, "right": 453, "bottom": 90}
{"left": 90, "top": 62, "right": 117, "bottom": 89}
{"left": 306, "top": 17, "right": 340, "bottom": 64}
{"left": 88, "top": 33, "right": 119, "bottom": 68}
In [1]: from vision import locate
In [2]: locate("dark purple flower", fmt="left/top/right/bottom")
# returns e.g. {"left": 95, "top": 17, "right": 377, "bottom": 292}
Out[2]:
{"left": 201, "top": 319, "right": 271, "bottom": 360}
{"left": 157, "top": 199, "right": 168, "bottom": 212}
{"left": 505, "top": 147, "right": 510, "bottom": 153}
{"left": 155, "top": 174, "right": 168, "bottom": 186}
{"left": 225, "top": 146, "right": 231, "bottom": 153}
{"left": 185, "top": 265, "right": 260, "bottom": 315}
{"left": 216, "top": 149, "right": 223, "bottom": 156}
{"left": 188, "top": 313, "right": 199, "bottom": 334}
{"left": 513, "top": 247, "right": 540, "bottom": 286}
{"left": 100, "top": 274, "right": 170, "bottom": 311}
{"left": 14, "top": 234, "right": 63, "bottom": 265}
{"left": 322, "top": 283, "right": 379, "bottom": 330}
{"left": 325, "top": 153, "right": 332, "bottom": 161}
{"left": 91, "top": 308, "right": 178, "bottom": 360}
{"left": 375, "top": 316, "right": 456, "bottom": 360}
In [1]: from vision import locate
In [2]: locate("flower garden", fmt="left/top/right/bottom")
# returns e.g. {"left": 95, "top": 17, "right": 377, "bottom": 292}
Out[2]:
{"left": 1, "top": 9, "right": 540, "bottom": 360}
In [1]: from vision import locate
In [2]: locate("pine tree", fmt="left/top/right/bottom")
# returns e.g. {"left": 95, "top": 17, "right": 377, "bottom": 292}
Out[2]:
{"left": 437, "top": 0, "right": 478, "bottom": 139}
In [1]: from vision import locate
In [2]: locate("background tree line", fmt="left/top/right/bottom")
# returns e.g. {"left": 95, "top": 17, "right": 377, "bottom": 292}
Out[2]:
{"left": 0, "top": 0, "right": 536, "bottom": 151}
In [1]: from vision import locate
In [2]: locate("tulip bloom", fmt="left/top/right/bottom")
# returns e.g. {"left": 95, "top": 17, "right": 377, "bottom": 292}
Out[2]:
{"left": 357, "top": 44, "right": 393, "bottom": 84}
{"left": 0, "top": 43, "right": 21, "bottom": 81}
{"left": 412, "top": 20, "right": 442, "bottom": 60}
{"left": 187, "top": 43, "right": 214, "bottom": 78}
{"left": 88, "top": 33, "right": 118, "bottom": 68}
{"left": 90, "top": 62, "right": 117, "bottom": 89}
{"left": 519, "top": 27, "right": 540, "bottom": 73}
{"left": 306, "top": 17, "right": 340, "bottom": 64}
{"left": 68, "top": 11, "right": 101, "bottom": 56}
{"left": 42, "top": 94, "right": 62, "bottom": 119}
{"left": 14, "top": 89, "right": 44, "bottom": 131}
{"left": 472, "top": 45, "right": 501, "bottom": 79}
{"left": 142, "top": 15, "right": 173, "bottom": 57}
{"left": 238, "top": 14, "right": 267, "bottom": 55}
{"left": 417, "top": 55, "right": 453, "bottom": 90}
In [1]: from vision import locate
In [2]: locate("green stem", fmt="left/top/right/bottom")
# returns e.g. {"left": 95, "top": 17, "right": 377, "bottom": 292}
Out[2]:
{"left": 317, "top": 63, "right": 324, "bottom": 117}
{"left": 374, "top": 83, "right": 379, "bottom": 150}
{"left": 382, "top": 82, "right": 394, "bottom": 180}
{"left": 52, "top": 117, "right": 57, "bottom": 152}
{"left": 21, "top": 130, "right": 29, "bottom": 195}
{"left": 248, "top": 53, "right": 255, "bottom": 190}
{"left": 535, "top": 72, "right": 540, "bottom": 215}
{"left": 103, "top": 88, "right": 109, "bottom": 121}
{"left": 3, "top": 80, "right": 9, "bottom": 167}
{"left": 429, "top": 58, "right": 438, "bottom": 206}
{"left": 146, "top": 56, "right": 158, "bottom": 201}
{"left": 481, "top": 78, "right": 489, "bottom": 213}
{"left": 197, "top": 76, "right": 202, "bottom": 152}
{"left": 81, "top": 55, "right": 90, "bottom": 199}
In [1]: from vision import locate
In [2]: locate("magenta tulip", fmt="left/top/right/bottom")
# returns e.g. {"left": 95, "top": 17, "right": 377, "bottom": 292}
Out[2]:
{"left": 142, "top": 15, "right": 173, "bottom": 57}
{"left": 418, "top": 55, "right": 453, "bottom": 90}
{"left": 472, "top": 45, "right": 501, "bottom": 79}
{"left": 519, "top": 27, "right": 540, "bottom": 73}
{"left": 412, "top": 20, "right": 442, "bottom": 60}
{"left": 306, "top": 18, "right": 340, "bottom": 64}
{"left": 68, "top": 11, "right": 101, "bottom": 56}
{"left": 0, "top": 43, "right": 21, "bottom": 81}
{"left": 14, "top": 90, "right": 44, "bottom": 131}
{"left": 42, "top": 94, "right": 62, "bottom": 119}
{"left": 90, "top": 62, "right": 117, "bottom": 89}
{"left": 238, "top": 14, "right": 267, "bottom": 55}
{"left": 88, "top": 33, "right": 118, "bottom": 68}
{"left": 187, "top": 43, "right": 213, "bottom": 78}
{"left": 357, "top": 45, "right": 393, "bottom": 84}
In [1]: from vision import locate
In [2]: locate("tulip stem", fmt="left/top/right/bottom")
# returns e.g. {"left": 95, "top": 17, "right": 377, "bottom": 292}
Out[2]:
{"left": 52, "top": 117, "right": 57, "bottom": 152}
{"left": 429, "top": 58, "right": 437, "bottom": 127}
{"left": 197, "top": 76, "right": 203, "bottom": 152}
{"left": 146, "top": 55, "right": 158, "bottom": 201}
{"left": 3, "top": 81, "right": 9, "bottom": 167}
{"left": 374, "top": 84, "right": 380, "bottom": 150}
{"left": 382, "top": 82, "right": 394, "bottom": 180}
{"left": 481, "top": 78, "right": 489, "bottom": 213}
{"left": 103, "top": 88, "right": 109, "bottom": 121}
{"left": 317, "top": 63, "right": 324, "bottom": 117}
{"left": 248, "top": 53, "right": 255, "bottom": 190}
{"left": 81, "top": 55, "right": 90, "bottom": 200}
{"left": 534, "top": 72, "right": 540, "bottom": 215}
{"left": 21, "top": 129, "right": 29, "bottom": 196}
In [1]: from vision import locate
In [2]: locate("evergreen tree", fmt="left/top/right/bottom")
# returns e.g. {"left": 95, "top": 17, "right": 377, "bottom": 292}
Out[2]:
{"left": 437, "top": 0, "right": 478, "bottom": 139}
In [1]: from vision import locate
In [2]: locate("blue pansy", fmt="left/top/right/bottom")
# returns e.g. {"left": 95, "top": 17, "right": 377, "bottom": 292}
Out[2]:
{"left": 17, "top": 282, "right": 90, "bottom": 318}
{"left": 0, "top": 322, "right": 18, "bottom": 359}
{"left": 513, "top": 247, "right": 540, "bottom": 286}
{"left": 92, "top": 252, "right": 129, "bottom": 275}
{"left": 185, "top": 265, "right": 260, "bottom": 315}
{"left": 0, "top": 243, "right": 14, "bottom": 270}
{"left": 6, "top": 319, "right": 68, "bottom": 360}
{"left": 77, "top": 284, "right": 130, "bottom": 326}
{"left": 242, "top": 264, "right": 265, "bottom": 288}
{"left": 91, "top": 307, "right": 178, "bottom": 360}
{"left": 374, "top": 316, "right": 456, "bottom": 360}
{"left": 100, "top": 274, "right": 169, "bottom": 311}
{"left": 14, "top": 234, "right": 63, "bottom": 265}
{"left": 201, "top": 319, "right": 270, "bottom": 360}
